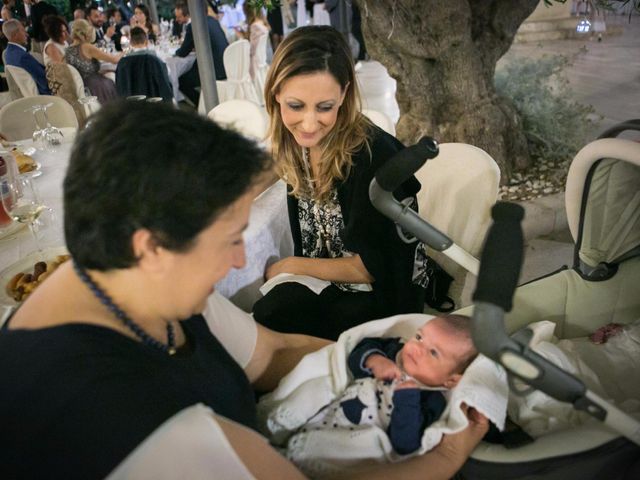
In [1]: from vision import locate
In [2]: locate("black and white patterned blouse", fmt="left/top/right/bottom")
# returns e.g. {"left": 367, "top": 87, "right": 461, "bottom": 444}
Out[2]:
{"left": 298, "top": 190, "right": 431, "bottom": 292}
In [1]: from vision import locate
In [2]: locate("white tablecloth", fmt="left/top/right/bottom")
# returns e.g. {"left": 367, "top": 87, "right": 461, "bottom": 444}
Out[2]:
{"left": 214, "top": 180, "right": 293, "bottom": 312}
{"left": 161, "top": 52, "right": 196, "bottom": 103}
{"left": 0, "top": 142, "right": 292, "bottom": 314}
{"left": 0, "top": 141, "right": 71, "bottom": 288}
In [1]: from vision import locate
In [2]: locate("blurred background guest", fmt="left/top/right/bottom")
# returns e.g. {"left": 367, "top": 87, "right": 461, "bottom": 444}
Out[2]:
{"left": 27, "top": 0, "right": 57, "bottom": 54}
{"left": 42, "top": 14, "right": 67, "bottom": 65}
{"left": 130, "top": 3, "right": 159, "bottom": 44}
{"left": 65, "top": 18, "right": 120, "bottom": 104}
{"left": 2, "top": 18, "right": 50, "bottom": 94}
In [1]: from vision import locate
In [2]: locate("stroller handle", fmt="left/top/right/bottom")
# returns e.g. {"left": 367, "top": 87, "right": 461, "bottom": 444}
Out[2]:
{"left": 374, "top": 136, "right": 439, "bottom": 192}
{"left": 472, "top": 202, "right": 525, "bottom": 312}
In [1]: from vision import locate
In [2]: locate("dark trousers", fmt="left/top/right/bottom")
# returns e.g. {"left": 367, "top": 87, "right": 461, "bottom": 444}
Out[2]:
{"left": 253, "top": 282, "right": 385, "bottom": 341}
{"left": 178, "top": 62, "right": 200, "bottom": 105}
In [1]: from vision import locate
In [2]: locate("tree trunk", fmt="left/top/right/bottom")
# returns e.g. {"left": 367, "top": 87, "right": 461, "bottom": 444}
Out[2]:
{"left": 356, "top": 0, "right": 539, "bottom": 180}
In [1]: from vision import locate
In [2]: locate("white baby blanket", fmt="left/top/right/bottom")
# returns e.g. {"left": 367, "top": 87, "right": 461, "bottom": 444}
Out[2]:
{"left": 257, "top": 314, "right": 508, "bottom": 477}
{"left": 508, "top": 319, "right": 640, "bottom": 437}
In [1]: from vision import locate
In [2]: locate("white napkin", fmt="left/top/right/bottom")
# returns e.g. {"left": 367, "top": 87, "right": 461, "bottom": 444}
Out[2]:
{"left": 259, "top": 272, "right": 331, "bottom": 296}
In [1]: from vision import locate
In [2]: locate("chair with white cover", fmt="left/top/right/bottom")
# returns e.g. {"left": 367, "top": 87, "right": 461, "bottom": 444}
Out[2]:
{"left": 2, "top": 50, "right": 24, "bottom": 100}
{"left": 252, "top": 34, "right": 269, "bottom": 105}
{"left": 0, "top": 95, "right": 79, "bottom": 141}
{"left": 216, "top": 40, "right": 260, "bottom": 105}
{"left": 362, "top": 108, "right": 396, "bottom": 136}
{"left": 207, "top": 99, "right": 268, "bottom": 141}
{"left": 30, "top": 51, "right": 45, "bottom": 66}
{"left": 107, "top": 404, "right": 256, "bottom": 480}
{"left": 414, "top": 142, "right": 500, "bottom": 308}
{"left": 5, "top": 65, "right": 39, "bottom": 98}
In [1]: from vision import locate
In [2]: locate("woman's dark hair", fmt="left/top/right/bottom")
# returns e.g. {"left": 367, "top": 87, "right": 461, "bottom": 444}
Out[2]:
{"left": 64, "top": 100, "right": 272, "bottom": 271}
{"left": 134, "top": 3, "right": 153, "bottom": 32}
{"left": 43, "top": 15, "right": 68, "bottom": 44}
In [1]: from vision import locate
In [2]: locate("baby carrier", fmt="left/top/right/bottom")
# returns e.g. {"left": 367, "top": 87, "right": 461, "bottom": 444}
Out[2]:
{"left": 370, "top": 120, "right": 640, "bottom": 479}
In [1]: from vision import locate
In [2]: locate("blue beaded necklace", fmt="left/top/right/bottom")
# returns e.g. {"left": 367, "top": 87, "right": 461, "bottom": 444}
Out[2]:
{"left": 73, "top": 260, "right": 177, "bottom": 355}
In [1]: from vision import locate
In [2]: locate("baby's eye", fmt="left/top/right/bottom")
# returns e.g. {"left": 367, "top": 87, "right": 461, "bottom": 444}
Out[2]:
{"left": 430, "top": 349, "right": 439, "bottom": 358}
{"left": 415, "top": 333, "right": 422, "bottom": 341}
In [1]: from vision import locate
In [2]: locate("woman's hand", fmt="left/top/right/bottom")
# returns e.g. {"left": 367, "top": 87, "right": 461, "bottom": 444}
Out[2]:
{"left": 438, "top": 403, "right": 489, "bottom": 461}
{"left": 265, "top": 257, "right": 299, "bottom": 280}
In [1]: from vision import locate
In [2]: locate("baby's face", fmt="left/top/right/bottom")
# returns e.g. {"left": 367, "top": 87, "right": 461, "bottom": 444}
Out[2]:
{"left": 400, "top": 318, "right": 467, "bottom": 388}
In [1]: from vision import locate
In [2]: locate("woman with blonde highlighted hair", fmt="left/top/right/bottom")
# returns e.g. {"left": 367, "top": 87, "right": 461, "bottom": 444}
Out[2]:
{"left": 64, "top": 18, "right": 121, "bottom": 104}
{"left": 253, "top": 26, "right": 430, "bottom": 340}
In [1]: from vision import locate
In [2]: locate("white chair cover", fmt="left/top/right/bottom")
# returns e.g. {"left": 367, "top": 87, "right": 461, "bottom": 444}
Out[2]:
{"left": 66, "top": 64, "right": 100, "bottom": 118}
{"left": 107, "top": 404, "right": 256, "bottom": 480}
{"left": 2, "top": 50, "right": 22, "bottom": 100}
{"left": 216, "top": 40, "right": 260, "bottom": 104}
{"left": 414, "top": 143, "right": 500, "bottom": 306}
{"left": 0, "top": 95, "right": 79, "bottom": 141}
{"left": 5, "top": 65, "right": 39, "bottom": 98}
{"left": 362, "top": 109, "right": 396, "bottom": 136}
{"left": 208, "top": 99, "right": 268, "bottom": 141}
{"left": 252, "top": 34, "right": 269, "bottom": 106}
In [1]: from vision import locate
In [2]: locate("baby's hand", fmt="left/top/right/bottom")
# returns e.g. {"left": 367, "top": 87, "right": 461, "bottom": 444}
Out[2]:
{"left": 365, "top": 354, "right": 402, "bottom": 381}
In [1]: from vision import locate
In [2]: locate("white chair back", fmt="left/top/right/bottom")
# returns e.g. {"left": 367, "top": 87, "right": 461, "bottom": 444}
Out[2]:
{"left": 415, "top": 143, "right": 500, "bottom": 306}
{"left": 216, "top": 40, "right": 260, "bottom": 104}
{"left": 66, "top": 64, "right": 100, "bottom": 118}
{"left": 208, "top": 99, "right": 268, "bottom": 141}
{"left": 0, "top": 95, "right": 79, "bottom": 141}
{"left": 5, "top": 66, "right": 39, "bottom": 98}
{"left": 252, "top": 33, "right": 269, "bottom": 105}
{"left": 2, "top": 50, "right": 23, "bottom": 100}
{"left": 362, "top": 109, "right": 396, "bottom": 136}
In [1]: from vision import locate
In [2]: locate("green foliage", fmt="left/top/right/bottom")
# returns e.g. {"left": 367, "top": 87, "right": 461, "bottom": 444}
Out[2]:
{"left": 495, "top": 54, "right": 597, "bottom": 166}
{"left": 48, "top": 0, "right": 70, "bottom": 19}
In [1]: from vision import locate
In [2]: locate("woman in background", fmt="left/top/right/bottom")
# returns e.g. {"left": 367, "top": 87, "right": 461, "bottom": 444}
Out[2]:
{"left": 65, "top": 19, "right": 121, "bottom": 104}
{"left": 130, "top": 3, "right": 159, "bottom": 43}
{"left": 42, "top": 15, "right": 69, "bottom": 65}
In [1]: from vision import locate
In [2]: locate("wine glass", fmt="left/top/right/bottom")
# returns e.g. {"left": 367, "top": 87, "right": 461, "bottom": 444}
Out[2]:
{"left": 78, "top": 87, "right": 100, "bottom": 127}
{"left": 1, "top": 173, "right": 46, "bottom": 253}
{"left": 39, "top": 103, "right": 64, "bottom": 151}
{"left": 26, "top": 105, "right": 47, "bottom": 149}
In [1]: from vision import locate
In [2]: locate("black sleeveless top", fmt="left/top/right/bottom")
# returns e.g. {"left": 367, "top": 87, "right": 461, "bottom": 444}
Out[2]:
{"left": 0, "top": 314, "right": 256, "bottom": 479}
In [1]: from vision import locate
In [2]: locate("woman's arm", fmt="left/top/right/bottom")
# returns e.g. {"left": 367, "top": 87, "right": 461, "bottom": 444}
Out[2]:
{"left": 245, "top": 322, "right": 331, "bottom": 392}
{"left": 45, "top": 43, "right": 64, "bottom": 64}
{"left": 216, "top": 404, "right": 487, "bottom": 480}
{"left": 82, "top": 43, "right": 122, "bottom": 64}
{"left": 265, "top": 255, "right": 374, "bottom": 284}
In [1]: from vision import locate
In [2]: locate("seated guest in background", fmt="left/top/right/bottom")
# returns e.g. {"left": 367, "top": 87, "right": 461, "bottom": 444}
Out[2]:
{"left": 42, "top": 14, "right": 68, "bottom": 65}
{"left": 238, "top": 1, "right": 270, "bottom": 83}
{"left": 2, "top": 19, "right": 51, "bottom": 94}
{"left": 130, "top": 3, "right": 159, "bottom": 43}
{"left": 86, "top": 3, "right": 115, "bottom": 45}
{"left": 28, "top": 0, "right": 58, "bottom": 54}
{"left": 116, "top": 26, "right": 173, "bottom": 102}
{"left": 65, "top": 18, "right": 120, "bottom": 104}
{"left": 174, "top": 0, "right": 227, "bottom": 105}
{"left": 68, "top": 7, "right": 85, "bottom": 31}
{"left": 105, "top": 7, "right": 125, "bottom": 51}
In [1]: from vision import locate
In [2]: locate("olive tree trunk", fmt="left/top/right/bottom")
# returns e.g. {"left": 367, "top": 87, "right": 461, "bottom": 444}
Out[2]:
{"left": 356, "top": 0, "right": 539, "bottom": 180}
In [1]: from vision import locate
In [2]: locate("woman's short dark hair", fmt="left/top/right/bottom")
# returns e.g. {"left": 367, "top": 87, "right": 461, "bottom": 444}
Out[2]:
{"left": 64, "top": 100, "right": 272, "bottom": 271}
{"left": 43, "top": 15, "right": 68, "bottom": 44}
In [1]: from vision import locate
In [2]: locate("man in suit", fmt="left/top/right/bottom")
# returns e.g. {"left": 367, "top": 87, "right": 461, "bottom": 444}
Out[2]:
{"left": 86, "top": 3, "right": 114, "bottom": 45}
{"left": 2, "top": 18, "right": 50, "bottom": 94}
{"left": 174, "top": 1, "right": 228, "bottom": 105}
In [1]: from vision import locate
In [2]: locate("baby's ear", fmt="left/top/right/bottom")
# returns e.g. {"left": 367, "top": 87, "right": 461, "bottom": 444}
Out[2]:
{"left": 443, "top": 373, "right": 462, "bottom": 389}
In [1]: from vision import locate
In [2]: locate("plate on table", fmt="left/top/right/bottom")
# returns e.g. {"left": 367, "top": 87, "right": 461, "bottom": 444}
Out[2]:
{"left": 0, "top": 246, "right": 70, "bottom": 306}
{"left": 19, "top": 161, "right": 42, "bottom": 178}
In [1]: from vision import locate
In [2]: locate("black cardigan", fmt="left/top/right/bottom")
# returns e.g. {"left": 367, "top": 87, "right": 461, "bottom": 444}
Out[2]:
{"left": 287, "top": 125, "right": 425, "bottom": 316}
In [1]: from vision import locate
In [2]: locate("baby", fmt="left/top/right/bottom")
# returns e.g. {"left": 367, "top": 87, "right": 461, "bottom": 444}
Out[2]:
{"left": 284, "top": 314, "right": 478, "bottom": 473}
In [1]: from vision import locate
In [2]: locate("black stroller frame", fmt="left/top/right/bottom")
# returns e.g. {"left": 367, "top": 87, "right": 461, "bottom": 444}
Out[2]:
{"left": 370, "top": 124, "right": 640, "bottom": 479}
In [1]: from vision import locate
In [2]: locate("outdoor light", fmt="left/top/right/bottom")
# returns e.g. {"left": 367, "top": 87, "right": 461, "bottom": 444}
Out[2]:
{"left": 576, "top": 18, "right": 591, "bottom": 33}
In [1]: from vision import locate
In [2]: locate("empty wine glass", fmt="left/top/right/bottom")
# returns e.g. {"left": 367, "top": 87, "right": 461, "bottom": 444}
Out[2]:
{"left": 78, "top": 87, "right": 100, "bottom": 127}
{"left": 26, "top": 104, "right": 47, "bottom": 149}
{"left": 1, "top": 173, "right": 46, "bottom": 253}
{"left": 39, "top": 103, "right": 64, "bottom": 151}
